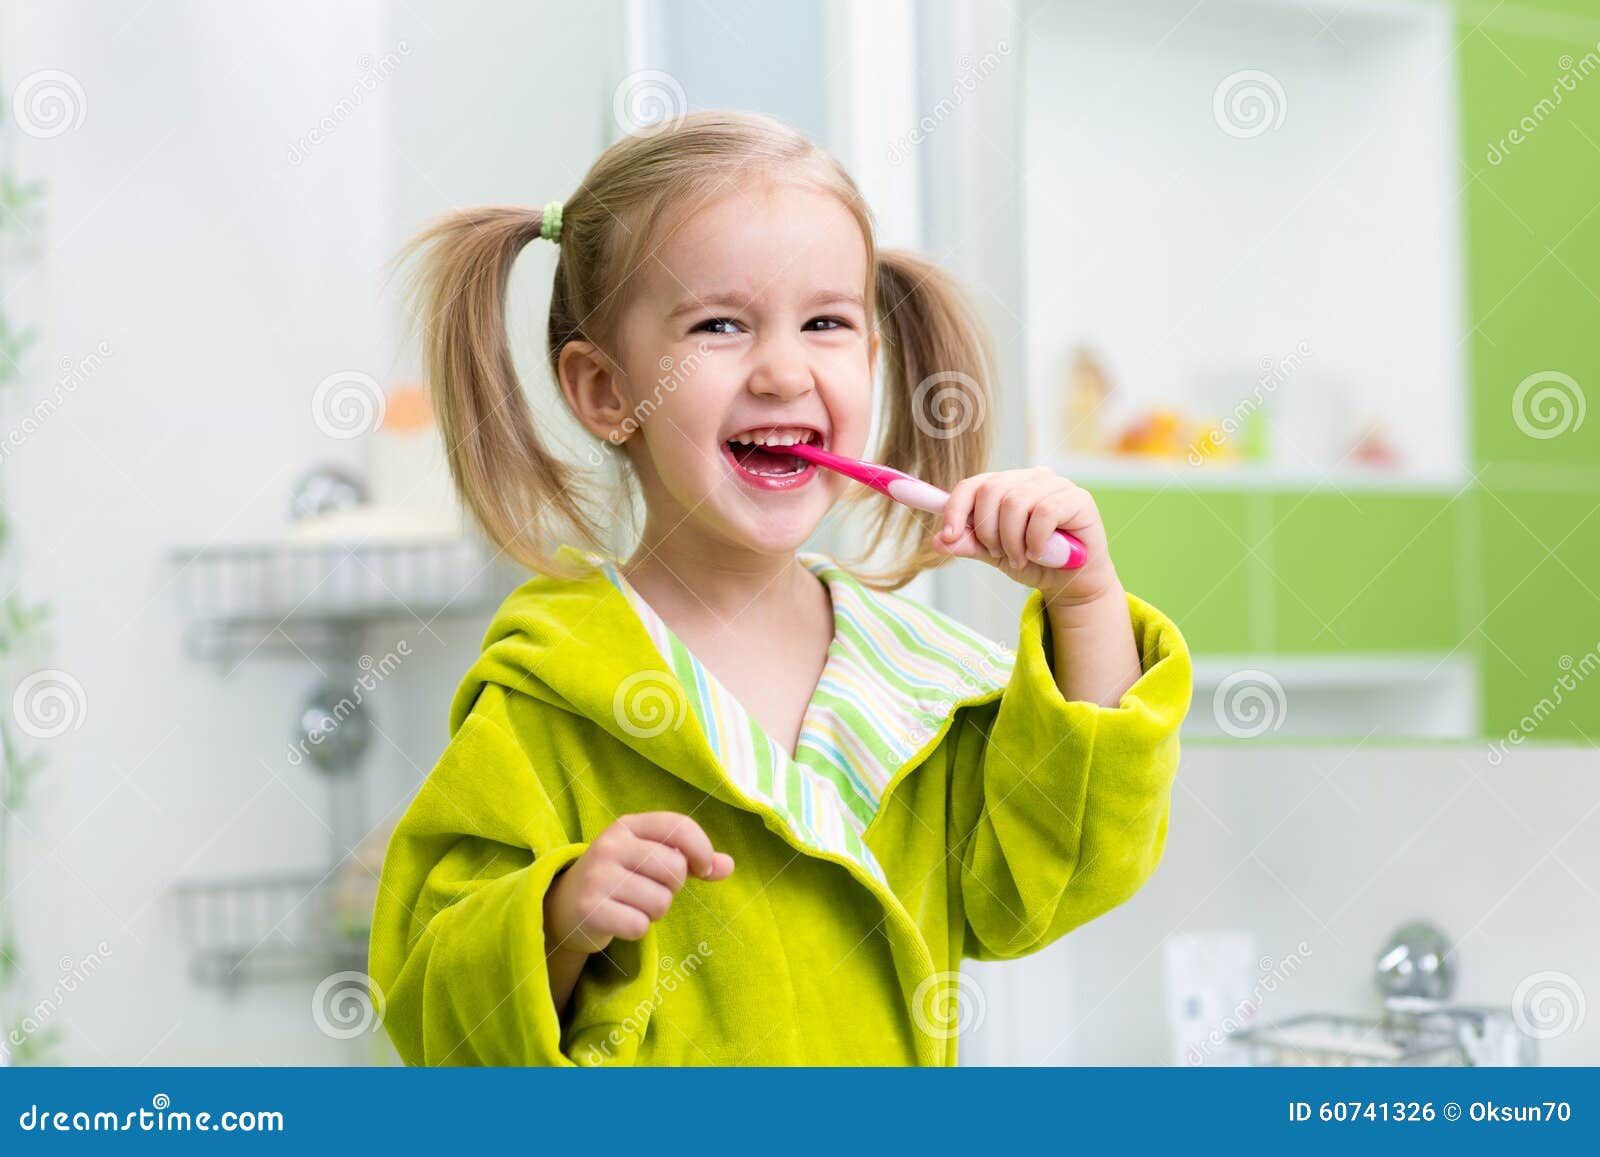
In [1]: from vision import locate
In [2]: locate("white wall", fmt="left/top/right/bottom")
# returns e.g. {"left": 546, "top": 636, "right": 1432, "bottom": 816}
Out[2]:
{"left": 963, "top": 740, "right": 1600, "bottom": 1066}
{"left": 0, "top": 0, "right": 621, "bottom": 1064}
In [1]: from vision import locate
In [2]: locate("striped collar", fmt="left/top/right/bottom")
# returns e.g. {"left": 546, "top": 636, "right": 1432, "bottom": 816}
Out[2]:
{"left": 588, "top": 551, "right": 1015, "bottom": 882}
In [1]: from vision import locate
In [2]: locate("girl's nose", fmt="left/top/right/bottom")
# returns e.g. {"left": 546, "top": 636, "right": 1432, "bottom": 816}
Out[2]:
{"left": 748, "top": 333, "right": 814, "bottom": 400}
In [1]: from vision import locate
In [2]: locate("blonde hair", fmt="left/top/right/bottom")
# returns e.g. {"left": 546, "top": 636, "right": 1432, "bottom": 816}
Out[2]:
{"left": 395, "top": 110, "right": 995, "bottom": 590}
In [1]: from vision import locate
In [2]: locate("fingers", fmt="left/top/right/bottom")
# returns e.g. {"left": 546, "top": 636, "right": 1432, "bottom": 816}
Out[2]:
{"left": 931, "top": 525, "right": 991, "bottom": 561}
{"left": 939, "top": 474, "right": 986, "bottom": 553}
{"left": 939, "top": 469, "right": 1075, "bottom": 569}
{"left": 997, "top": 477, "right": 1063, "bottom": 569}
{"left": 703, "top": 851, "right": 735, "bottom": 881}
{"left": 563, "top": 814, "right": 735, "bottom": 952}
{"left": 618, "top": 811, "right": 723, "bottom": 879}
{"left": 1025, "top": 485, "right": 1095, "bottom": 562}
{"left": 607, "top": 871, "right": 676, "bottom": 922}
{"left": 614, "top": 837, "right": 690, "bottom": 891}
{"left": 592, "top": 898, "right": 653, "bottom": 943}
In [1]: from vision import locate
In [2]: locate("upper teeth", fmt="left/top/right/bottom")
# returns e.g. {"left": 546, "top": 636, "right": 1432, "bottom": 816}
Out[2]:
{"left": 729, "top": 428, "right": 817, "bottom": 446}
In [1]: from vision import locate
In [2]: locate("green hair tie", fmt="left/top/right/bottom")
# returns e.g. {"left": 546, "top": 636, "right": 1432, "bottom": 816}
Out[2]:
{"left": 540, "top": 200, "right": 563, "bottom": 243}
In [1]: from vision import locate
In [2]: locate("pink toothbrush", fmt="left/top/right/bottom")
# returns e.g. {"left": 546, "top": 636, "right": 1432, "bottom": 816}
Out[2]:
{"left": 781, "top": 442, "right": 1088, "bottom": 569}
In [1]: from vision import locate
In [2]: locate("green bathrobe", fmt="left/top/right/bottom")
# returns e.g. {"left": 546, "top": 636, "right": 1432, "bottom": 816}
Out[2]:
{"left": 369, "top": 545, "right": 1191, "bottom": 1066}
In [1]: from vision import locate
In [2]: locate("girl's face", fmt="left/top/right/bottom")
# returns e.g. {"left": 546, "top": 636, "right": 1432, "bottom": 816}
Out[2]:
{"left": 571, "top": 180, "right": 879, "bottom": 561}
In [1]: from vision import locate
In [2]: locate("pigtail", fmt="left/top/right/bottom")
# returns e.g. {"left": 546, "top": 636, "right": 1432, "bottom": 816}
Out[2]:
{"left": 849, "top": 248, "right": 997, "bottom": 590}
{"left": 393, "top": 205, "right": 607, "bottom": 579}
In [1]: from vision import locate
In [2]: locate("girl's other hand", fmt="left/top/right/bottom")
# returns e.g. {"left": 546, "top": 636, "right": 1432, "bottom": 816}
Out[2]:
{"left": 543, "top": 811, "right": 735, "bottom": 956}
{"left": 931, "top": 467, "right": 1120, "bottom": 609}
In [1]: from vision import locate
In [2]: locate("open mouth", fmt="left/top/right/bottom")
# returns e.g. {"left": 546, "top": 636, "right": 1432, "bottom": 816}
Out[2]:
{"left": 722, "top": 427, "right": 822, "bottom": 485}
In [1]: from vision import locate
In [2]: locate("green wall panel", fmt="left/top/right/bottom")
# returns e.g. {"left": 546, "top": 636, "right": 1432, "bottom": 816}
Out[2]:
{"left": 1269, "top": 493, "right": 1464, "bottom": 653}
{"left": 1480, "top": 486, "right": 1600, "bottom": 740}
{"left": 1461, "top": 14, "right": 1600, "bottom": 471}
{"left": 1459, "top": 4, "right": 1600, "bottom": 735}
{"left": 1096, "top": 488, "right": 1260, "bottom": 655}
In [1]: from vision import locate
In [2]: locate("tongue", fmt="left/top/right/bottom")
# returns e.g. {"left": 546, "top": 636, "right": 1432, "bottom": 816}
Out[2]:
{"left": 730, "top": 442, "right": 803, "bottom": 475}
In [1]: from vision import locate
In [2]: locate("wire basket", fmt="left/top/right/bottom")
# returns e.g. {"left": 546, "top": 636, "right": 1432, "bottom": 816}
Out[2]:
{"left": 174, "top": 870, "right": 374, "bottom": 992}
{"left": 169, "top": 537, "right": 527, "bottom": 661}
{"left": 1229, "top": 1013, "right": 1464, "bottom": 1066}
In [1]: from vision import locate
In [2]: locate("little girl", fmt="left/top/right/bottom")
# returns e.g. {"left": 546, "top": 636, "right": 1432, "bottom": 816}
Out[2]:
{"left": 370, "top": 110, "right": 1191, "bottom": 1067}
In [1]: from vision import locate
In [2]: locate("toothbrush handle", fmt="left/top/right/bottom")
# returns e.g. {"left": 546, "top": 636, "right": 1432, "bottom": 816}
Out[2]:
{"left": 886, "top": 478, "right": 1088, "bottom": 570}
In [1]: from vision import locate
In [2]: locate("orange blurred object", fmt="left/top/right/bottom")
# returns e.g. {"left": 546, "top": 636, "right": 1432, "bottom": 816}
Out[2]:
{"left": 1115, "top": 409, "right": 1187, "bottom": 458}
{"left": 382, "top": 383, "right": 435, "bottom": 433}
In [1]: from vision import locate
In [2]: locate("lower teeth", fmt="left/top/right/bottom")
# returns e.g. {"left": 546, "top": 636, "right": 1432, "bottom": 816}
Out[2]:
{"left": 729, "top": 443, "right": 804, "bottom": 476}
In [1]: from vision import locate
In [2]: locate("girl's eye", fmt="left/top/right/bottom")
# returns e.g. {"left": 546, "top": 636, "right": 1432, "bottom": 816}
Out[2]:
{"left": 693, "top": 316, "right": 852, "bottom": 335}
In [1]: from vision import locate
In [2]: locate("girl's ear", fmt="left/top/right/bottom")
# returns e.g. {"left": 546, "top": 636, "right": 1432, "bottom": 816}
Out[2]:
{"left": 559, "top": 340, "right": 631, "bottom": 440}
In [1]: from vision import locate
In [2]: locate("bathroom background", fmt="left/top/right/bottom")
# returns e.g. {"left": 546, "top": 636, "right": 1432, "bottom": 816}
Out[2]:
{"left": 0, "top": 0, "right": 1595, "bottom": 1066}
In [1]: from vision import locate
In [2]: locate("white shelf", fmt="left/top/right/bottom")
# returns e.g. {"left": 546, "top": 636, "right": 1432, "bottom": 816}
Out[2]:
{"left": 1188, "top": 653, "right": 1478, "bottom": 740}
{"left": 1020, "top": 0, "right": 1467, "bottom": 482}
{"left": 1049, "top": 455, "right": 1470, "bottom": 493}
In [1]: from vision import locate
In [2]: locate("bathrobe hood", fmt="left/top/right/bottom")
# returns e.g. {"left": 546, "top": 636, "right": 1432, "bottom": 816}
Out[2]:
{"left": 447, "top": 544, "right": 1019, "bottom": 819}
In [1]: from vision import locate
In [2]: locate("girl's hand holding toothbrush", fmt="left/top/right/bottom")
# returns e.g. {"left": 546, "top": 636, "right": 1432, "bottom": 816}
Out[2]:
{"left": 929, "top": 468, "right": 1141, "bottom": 706}
{"left": 931, "top": 467, "right": 1140, "bottom": 707}
{"left": 931, "top": 467, "right": 1120, "bottom": 609}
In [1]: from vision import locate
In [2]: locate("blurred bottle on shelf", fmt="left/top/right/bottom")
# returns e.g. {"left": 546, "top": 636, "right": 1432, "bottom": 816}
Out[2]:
{"left": 1064, "top": 346, "right": 1111, "bottom": 455}
{"left": 367, "top": 382, "right": 463, "bottom": 537}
